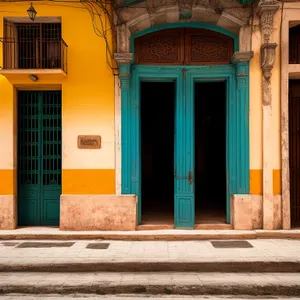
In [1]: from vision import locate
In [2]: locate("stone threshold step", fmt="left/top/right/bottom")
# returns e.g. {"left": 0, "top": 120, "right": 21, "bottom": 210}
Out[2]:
{"left": 1, "top": 260, "right": 300, "bottom": 273}
{"left": 0, "top": 229, "right": 300, "bottom": 240}
{"left": 0, "top": 272, "right": 300, "bottom": 296}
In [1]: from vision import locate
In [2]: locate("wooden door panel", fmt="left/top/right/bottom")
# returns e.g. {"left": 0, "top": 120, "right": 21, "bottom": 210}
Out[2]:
{"left": 134, "top": 28, "right": 234, "bottom": 66}
{"left": 185, "top": 28, "right": 234, "bottom": 65}
{"left": 174, "top": 72, "right": 195, "bottom": 228}
{"left": 134, "top": 29, "right": 184, "bottom": 65}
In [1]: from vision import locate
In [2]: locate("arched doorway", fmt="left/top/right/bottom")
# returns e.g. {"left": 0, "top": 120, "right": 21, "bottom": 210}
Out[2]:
{"left": 119, "top": 24, "right": 250, "bottom": 229}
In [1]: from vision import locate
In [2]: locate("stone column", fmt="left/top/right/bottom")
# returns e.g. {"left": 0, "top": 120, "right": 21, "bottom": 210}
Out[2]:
{"left": 232, "top": 51, "right": 254, "bottom": 194}
{"left": 114, "top": 53, "right": 133, "bottom": 194}
{"left": 258, "top": 0, "right": 279, "bottom": 230}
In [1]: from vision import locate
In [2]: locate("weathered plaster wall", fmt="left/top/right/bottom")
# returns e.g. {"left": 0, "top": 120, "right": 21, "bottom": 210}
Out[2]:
{"left": 232, "top": 195, "right": 282, "bottom": 230}
{"left": 249, "top": 8, "right": 281, "bottom": 197}
{"left": 60, "top": 195, "right": 137, "bottom": 230}
{"left": 249, "top": 22, "right": 263, "bottom": 194}
{"left": 0, "top": 195, "right": 16, "bottom": 229}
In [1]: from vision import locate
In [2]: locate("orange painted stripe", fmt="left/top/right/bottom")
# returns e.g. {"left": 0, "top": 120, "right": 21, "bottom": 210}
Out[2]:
{"left": 250, "top": 169, "right": 281, "bottom": 195}
{"left": 0, "top": 170, "right": 16, "bottom": 195}
{"left": 250, "top": 169, "right": 263, "bottom": 195}
{"left": 62, "top": 169, "right": 115, "bottom": 194}
{"left": 0, "top": 168, "right": 281, "bottom": 196}
{"left": 273, "top": 169, "right": 281, "bottom": 195}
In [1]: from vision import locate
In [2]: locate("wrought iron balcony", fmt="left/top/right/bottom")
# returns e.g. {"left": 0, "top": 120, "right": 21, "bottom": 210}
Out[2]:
{"left": 0, "top": 37, "right": 68, "bottom": 74}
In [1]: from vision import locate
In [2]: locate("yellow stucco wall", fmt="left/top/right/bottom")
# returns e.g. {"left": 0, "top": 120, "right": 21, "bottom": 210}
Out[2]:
{"left": 249, "top": 10, "right": 282, "bottom": 195}
{"left": 0, "top": 2, "right": 115, "bottom": 195}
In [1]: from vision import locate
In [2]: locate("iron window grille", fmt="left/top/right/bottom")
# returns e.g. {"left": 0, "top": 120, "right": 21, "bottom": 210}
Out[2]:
{"left": 1, "top": 20, "right": 68, "bottom": 73}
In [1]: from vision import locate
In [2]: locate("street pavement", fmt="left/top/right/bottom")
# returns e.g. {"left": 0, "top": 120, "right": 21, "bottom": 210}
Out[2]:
{"left": 0, "top": 239, "right": 300, "bottom": 296}
{"left": 0, "top": 239, "right": 299, "bottom": 262}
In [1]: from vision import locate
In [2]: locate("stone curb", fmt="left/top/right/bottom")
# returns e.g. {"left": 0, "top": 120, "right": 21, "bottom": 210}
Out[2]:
{"left": 0, "top": 283, "right": 300, "bottom": 296}
{"left": 1, "top": 261, "right": 300, "bottom": 273}
{"left": 0, "top": 233, "right": 257, "bottom": 241}
{"left": 0, "top": 230, "right": 299, "bottom": 241}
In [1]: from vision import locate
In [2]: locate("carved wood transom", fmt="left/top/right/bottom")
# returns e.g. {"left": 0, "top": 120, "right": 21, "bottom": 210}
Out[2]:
{"left": 134, "top": 28, "right": 234, "bottom": 65}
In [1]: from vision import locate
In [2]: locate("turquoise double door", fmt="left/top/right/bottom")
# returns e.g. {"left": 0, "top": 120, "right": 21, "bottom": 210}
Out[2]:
{"left": 122, "top": 64, "right": 245, "bottom": 228}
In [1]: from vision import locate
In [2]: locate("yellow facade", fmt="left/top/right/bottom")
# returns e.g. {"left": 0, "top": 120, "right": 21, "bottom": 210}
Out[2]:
{"left": 0, "top": 1, "right": 287, "bottom": 230}
{"left": 0, "top": 1, "right": 115, "bottom": 196}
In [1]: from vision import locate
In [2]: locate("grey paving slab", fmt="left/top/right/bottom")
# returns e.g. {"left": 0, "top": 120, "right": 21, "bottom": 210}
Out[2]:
{"left": 0, "top": 239, "right": 300, "bottom": 273}
{"left": 0, "top": 239, "right": 300, "bottom": 261}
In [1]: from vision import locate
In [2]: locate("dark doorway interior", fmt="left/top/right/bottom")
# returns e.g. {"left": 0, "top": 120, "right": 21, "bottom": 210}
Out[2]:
{"left": 194, "top": 82, "right": 227, "bottom": 224}
{"left": 141, "top": 82, "right": 175, "bottom": 225}
{"left": 289, "top": 80, "right": 300, "bottom": 227}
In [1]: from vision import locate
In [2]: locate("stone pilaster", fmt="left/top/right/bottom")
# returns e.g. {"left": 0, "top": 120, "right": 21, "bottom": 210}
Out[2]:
{"left": 258, "top": 0, "right": 279, "bottom": 230}
{"left": 114, "top": 53, "right": 133, "bottom": 194}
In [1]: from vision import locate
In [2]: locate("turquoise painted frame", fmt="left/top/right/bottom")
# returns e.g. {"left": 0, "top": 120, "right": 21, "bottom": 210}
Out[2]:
{"left": 120, "top": 22, "right": 250, "bottom": 226}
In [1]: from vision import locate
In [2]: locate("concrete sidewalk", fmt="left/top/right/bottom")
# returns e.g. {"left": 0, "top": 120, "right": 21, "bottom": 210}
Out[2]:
{"left": 0, "top": 272, "right": 299, "bottom": 296}
{"left": 0, "top": 227, "right": 300, "bottom": 240}
{"left": 0, "top": 239, "right": 300, "bottom": 272}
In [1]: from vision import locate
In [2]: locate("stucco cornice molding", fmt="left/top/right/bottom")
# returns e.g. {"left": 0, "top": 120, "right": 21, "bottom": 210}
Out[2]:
{"left": 232, "top": 51, "right": 254, "bottom": 64}
{"left": 114, "top": 53, "right": 133, "bottom": 65}
{"left": 222, "top": 12, "right": 246, "bottom": 27}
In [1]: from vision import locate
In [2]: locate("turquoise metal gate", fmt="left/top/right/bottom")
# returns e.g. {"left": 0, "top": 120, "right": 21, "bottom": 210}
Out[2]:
{"left": 18, "top": 91, "right": 62, "bottom": 226}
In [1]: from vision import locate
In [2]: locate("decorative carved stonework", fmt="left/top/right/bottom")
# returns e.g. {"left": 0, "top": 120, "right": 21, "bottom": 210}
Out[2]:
{"left": 260, "top": 43, "right": 277, "bottom": 80}
{"left": 258, "top": 0, "right": 280, "bottom": 43}
{"left": 146, "top": 0, "right": 156, "bottom": 26}
{"left": 178, "top": 0, "right": 194, "bottom": 12}
{"left": 114, "top": 0, "right": 252, "bottom": 55}
{"left": 258, "top": 0, "right": 279, "bottom": 87}
{"left": 178, "top": 0, "right": 195, "bottom": 21}
{"left": 134, "top": 28, "right": 234, "bottom": 65}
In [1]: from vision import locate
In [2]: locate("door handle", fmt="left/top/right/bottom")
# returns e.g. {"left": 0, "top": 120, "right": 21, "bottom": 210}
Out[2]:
{"left": 188, "top": 170, "right": 193, "bottom": 185}
{"left": 174, "top": 170, "right": 193, "bottom": 184}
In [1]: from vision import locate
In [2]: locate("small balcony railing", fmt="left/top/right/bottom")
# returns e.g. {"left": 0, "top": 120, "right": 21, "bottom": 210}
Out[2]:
{"left": 0, "top": 37, "right": 68, "bottom": 73}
